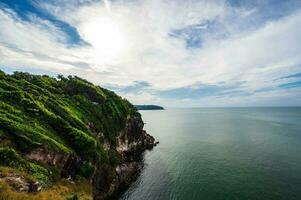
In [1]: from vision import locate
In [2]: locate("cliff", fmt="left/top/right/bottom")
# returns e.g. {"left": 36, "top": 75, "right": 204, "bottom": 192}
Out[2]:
{"left": 0, "top": 70, "right": 157, "bottom": 199}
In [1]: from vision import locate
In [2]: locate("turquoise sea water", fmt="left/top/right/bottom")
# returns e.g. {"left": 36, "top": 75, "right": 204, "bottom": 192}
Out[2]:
{"left": 119, "top": 107, "right": 301, "bottom": 200}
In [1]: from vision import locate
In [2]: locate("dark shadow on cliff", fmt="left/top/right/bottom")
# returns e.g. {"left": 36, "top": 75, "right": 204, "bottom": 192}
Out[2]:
{"left": 107, "top": 150, "right": 151, "bottom": 200}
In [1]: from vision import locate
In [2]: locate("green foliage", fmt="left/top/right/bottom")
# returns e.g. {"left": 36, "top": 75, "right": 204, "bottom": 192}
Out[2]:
{"left": 0, "top": 147, "right": 49, "bottom": 182}
{"left": 65, "top": 127, "right": 97, "bottom": 154}
{"left": 0, "top": 147, "right": 25, "bottom": 169}
{"left": 108, "top": 149, "right": 121, "bottom": 166}
{"left": 0, "top": 71, "right": 139, "bottom": 182}
{"left": 60, "top": 76, "right": 106, "bottom": 104}
{"left": 27, "top": 162, "right": 49, "bottom": 181}
{"left": 66, "top": 194, "right": 79, "bottom": 200}
{"left": 78, "top": 162, "right": 95, "bottom": 179}
{"left": 0, "top": 111, "right": 69, "bottom": 152}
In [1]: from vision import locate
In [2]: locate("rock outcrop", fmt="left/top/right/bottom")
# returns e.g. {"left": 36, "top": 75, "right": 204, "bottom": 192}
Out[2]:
{"left": 93, "top": 115, "right": 157, "bottom": 200}
{"left": 25, "top": 147, "right": 69, "bottom": 167}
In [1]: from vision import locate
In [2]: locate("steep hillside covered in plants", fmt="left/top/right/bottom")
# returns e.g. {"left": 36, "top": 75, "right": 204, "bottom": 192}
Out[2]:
{"left": 0, "top": 70, "right": 156, "bottom": 200}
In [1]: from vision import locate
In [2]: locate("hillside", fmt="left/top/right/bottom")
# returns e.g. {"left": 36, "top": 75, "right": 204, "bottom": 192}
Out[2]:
{"left": 0, "top": 70, "right": 157, "bottom": 200}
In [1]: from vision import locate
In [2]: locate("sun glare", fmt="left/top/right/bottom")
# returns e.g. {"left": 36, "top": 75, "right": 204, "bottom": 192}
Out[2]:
{"left": 82, "top": 16, "right": 126, "bottom": 61}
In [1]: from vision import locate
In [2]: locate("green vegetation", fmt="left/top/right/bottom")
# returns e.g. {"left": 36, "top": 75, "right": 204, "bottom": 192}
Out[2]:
{"left": 0, "top": 176, "right": 93, "bottom": 200}
{"left": 0, "top": 70, "right": 139, "bottom": 185}
{"left": 0, "top": 147, "right": 49, "bottom": 182}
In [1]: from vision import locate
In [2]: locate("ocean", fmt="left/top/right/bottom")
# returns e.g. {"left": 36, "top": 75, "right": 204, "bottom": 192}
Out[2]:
{"left": 119, "top": 107, "right": 301, "bottom": 200}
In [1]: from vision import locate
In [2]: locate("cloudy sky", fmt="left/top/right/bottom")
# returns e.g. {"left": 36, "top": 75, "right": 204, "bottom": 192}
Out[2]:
{"left": 1, "top": 0, "right": 301, "bottom": 107}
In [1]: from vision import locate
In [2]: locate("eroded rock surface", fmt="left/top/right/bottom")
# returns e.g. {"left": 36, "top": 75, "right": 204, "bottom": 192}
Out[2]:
{"left": 25, "top": 147, "right": 69, "bottom": 167}
{"left": 93, "top": 115, "right": 157, "bottom": 200}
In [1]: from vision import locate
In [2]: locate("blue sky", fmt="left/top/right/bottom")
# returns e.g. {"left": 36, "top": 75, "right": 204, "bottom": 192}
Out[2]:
{"left": 1, "top": 0, "right": 301, "bottom": 107}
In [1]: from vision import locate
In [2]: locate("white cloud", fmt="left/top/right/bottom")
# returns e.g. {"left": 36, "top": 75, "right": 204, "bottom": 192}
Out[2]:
{"left": 0, "top": 0, "right": 301, "bottom": 106}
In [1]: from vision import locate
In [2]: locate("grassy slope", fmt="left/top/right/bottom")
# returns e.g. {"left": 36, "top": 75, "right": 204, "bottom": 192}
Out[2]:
{"left": 0, "top": 70, "right": 140, "bottom": 198}
{"left": 0, "top": 166, "right": 92, "bottom": 200}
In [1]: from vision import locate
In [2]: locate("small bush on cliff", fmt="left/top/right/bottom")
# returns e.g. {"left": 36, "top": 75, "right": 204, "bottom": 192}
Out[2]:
{"left": 65, "top": 127, "right": 97, "bottom": 157}
{"left": 78, "top": 162, "right": 95, "bottom": 179}
{"left": 0, "top": 148, "right": 25, "bottom": 169}
{"left": 108, "top": 149, "right": 122, "bottom": 166}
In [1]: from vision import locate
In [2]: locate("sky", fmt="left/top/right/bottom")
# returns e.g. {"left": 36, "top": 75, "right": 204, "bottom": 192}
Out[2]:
{"left": 0, "top": 0, "right": 301, "bottom": 107}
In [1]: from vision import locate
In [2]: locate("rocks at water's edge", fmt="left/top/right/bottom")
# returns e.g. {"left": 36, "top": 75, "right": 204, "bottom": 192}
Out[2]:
{"left": 93, "top": 115, "right": 158, "bottom": 200}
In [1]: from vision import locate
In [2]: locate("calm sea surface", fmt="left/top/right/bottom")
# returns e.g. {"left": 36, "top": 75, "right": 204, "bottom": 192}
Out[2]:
{"left": 119, "top": 107, "right": 301, "bottom": 200}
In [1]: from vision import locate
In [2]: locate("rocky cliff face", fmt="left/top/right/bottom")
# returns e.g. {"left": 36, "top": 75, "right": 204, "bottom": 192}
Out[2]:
{"left": 22, "top": 115, "right": 157, "bottom": 199}
{"left": 0, "top": 115, "right": 156, "bottom": 199}
{"left": 93, "top": 115, "right": 157, "bottom": 200}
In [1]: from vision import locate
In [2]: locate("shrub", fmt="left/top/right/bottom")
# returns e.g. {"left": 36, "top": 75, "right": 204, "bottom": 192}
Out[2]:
{"left": 0, "top": 148, "right": 26, "bottom": 170}
{"left": 65, "top": 127, "right": 97, "bottom": 155}
{"left": 78, "top": 162, "right": 95, "bottom": 179}
{"left": 108, "top": 149, "right": 121, "bottom": 166}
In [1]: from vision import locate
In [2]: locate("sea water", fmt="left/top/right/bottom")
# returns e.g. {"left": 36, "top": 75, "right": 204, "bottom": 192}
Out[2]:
{"left": 120, "top": 107, "right": 301, "bottom": 200}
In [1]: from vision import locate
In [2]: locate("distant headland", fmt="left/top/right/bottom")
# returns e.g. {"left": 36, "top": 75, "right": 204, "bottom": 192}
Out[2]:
{"left": 135, "top": 105, "right": 165, "bottom": 110}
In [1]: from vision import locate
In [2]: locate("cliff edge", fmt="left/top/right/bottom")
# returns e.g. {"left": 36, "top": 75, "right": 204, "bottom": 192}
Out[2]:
{"left": 0, "top": 70, "right": 157, "bottom": 199}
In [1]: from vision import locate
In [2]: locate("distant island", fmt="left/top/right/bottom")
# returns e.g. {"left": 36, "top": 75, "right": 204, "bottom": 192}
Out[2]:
{"left": 135, "top": 105, "right": 164, "bottom": 110}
